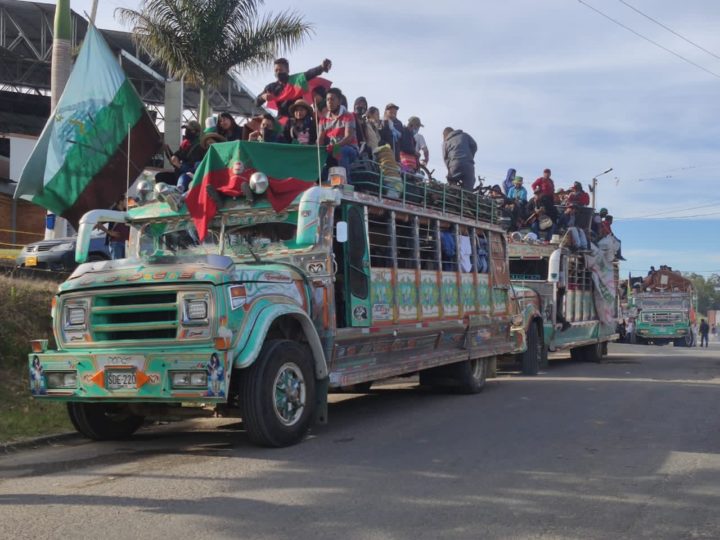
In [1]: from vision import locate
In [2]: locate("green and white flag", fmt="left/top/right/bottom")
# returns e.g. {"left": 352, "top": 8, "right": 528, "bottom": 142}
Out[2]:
{"left": 14, "top": 25, "right": 160, "bottom": 227}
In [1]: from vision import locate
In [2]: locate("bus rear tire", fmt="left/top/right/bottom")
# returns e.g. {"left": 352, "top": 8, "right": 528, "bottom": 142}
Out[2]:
{"left": 67, "top": 402, "right": 144, "bottom": 440}
{"left": 521, "top": 323, "right": 542, "bottom": 375}
{"left": 454, "top": 358, "right": 487, "bottom": 394}
{"left": 239, "top": 339, "right": 316, "bottom": 448}
{"left": 419, "top": 358, "right": 487, "bottom": 394}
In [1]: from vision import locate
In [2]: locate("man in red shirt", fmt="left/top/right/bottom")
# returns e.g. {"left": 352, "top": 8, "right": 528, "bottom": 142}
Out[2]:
{"left": 566, "top": 181, "right": 590, "bottom": 206}
{"left": 531, "top": 168, "right": 555, "bottom": 199}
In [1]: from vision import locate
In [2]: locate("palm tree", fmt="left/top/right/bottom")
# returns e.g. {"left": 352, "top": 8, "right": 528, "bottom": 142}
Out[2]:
{"left": 117, "top": 0, "right": 312, "bottom": 123}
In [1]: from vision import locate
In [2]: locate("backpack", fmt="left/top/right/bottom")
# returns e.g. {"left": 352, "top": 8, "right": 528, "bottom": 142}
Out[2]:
{"left": 398, "top": 126, "right": 417, "bottom": 155}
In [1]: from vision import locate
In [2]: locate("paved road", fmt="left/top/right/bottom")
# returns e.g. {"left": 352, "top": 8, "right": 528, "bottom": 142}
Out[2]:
{"left": 2, "top": 343, "right": 720, "bottom": 540}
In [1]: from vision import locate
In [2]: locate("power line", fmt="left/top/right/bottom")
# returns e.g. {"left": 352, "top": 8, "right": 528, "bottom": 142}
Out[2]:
{"left": 618, "top": 0, "right": 720, "bottom": 62}
{"left": 618, "top": 200, "right": 720, "bottom": 220}
{"left": 577, "top": 0, "right": 720, "bottom": 80}
{"left": 618, "top": 210, "right": 720, "bottom": 221}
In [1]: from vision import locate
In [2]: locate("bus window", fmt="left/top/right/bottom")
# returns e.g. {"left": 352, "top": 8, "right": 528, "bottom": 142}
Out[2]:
{"left": 368, "top": 208, "right": 392, "bottom": 268}
{"left": 347, "top": 205, "right": 369, "bottom": 300}
{"left": 458, "top": 226, "right": 473, "bottom": 273}
{"left": 419, "top": 218, "right": 438, "bottom": 271}
{"left": 396, "top": 213, "right": 415, "bottom": 269}
{"left": 440, "top": 222, "right": 456, "bottom": 271}
{"left": 476, "top": 230, "right": 489, "bottom": 273}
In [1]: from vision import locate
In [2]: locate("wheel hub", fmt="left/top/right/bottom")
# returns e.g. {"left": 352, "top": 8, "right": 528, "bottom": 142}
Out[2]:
{"left": 273, "top": 363, "right": 306, "bottom": 426}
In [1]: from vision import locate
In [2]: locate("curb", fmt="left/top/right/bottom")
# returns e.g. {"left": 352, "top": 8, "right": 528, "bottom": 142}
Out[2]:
{"left": 1, "top": 431, "right": 80, "bottom": 454}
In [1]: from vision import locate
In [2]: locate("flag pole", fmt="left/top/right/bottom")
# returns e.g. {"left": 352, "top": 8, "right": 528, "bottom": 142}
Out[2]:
{"left": 313, "top": 103, "right": 322, "bottom": 186}
{"left": 126, "top": 122, "right": 131, "bottom": 207}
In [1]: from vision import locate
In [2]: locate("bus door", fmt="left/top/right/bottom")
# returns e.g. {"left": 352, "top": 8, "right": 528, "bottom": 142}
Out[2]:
{"left": 489, "top": 232, "right": 510, "bottom": 315}
{"left": 342, "top": 204, "right": 371, "bottom": 327}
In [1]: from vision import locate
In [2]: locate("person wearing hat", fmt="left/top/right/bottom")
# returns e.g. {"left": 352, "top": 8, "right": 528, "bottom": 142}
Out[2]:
{"left": 200, "top": 131, "right": 227, "bottom": 150}
{"left": 566, "top": 181, "right": 590, "bottom": 206}
{"left": 531, "top": 168, "right": 555, "bottom": 200}
{"left": 408, "top": 116, "right": 429, "bottom": 165}
{"left": 591, "top": 207, "right": 608, "bottom": 239}
{"left": 379, "top": 103, "right": 404, "bottom": 160}
{"left": 507, "top": 176, "right": 527, "bottom": 203}
{"left": 527, "top": 185, "right": 558, "bottom": 241}
{"left": 282, "top": 99, "right": 317, "bottom": 145}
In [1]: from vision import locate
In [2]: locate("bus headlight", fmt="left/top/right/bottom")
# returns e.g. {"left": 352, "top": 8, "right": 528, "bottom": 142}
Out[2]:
{"left": 63, "top": 301, "right": 88, "bottom": 330}
{"left": 46, "top": 371, "right": 77, "bottom": 389}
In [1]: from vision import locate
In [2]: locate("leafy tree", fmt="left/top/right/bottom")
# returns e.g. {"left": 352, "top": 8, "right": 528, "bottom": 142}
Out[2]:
{"left": 684, "top": 273, "right": 720, "bottom": 315}
{"left": 117, "top": 0, "right": 312, "bottom": 122}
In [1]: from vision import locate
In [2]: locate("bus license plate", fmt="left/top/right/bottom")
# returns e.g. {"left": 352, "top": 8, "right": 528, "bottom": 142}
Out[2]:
{"left": 25, "top": 256, "right": 38, "bottom": 267}
{"left": 106, "top": 370, "right": 136, "bottom": 390}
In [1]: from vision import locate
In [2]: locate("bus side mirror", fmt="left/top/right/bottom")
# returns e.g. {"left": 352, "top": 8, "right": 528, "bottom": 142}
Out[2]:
{"left": 336, "top": 221, "right": 348, "bottom": 243}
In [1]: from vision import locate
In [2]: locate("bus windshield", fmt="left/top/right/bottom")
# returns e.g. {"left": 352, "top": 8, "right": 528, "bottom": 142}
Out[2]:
{"left": 138, "top": 219, "right": 219, "bottom": 258}
{"left": 224, "top": 222, "right": 297, "bottom": 260}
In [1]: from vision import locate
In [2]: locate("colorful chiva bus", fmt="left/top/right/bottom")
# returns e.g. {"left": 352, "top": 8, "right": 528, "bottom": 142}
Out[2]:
{"left": 508, "top": 239, "right": 620, "bottom": 374}
{"left": 27, "top": 141, "right": 525, "bottom": 447}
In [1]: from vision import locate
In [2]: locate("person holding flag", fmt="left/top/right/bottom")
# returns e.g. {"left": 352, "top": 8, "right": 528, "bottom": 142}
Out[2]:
{"left": 256, "top": 57, "right": 332, "bottom": 121}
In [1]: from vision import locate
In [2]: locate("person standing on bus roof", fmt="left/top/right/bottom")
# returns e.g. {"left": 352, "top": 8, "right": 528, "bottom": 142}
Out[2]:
{"left": 531, "top": 168, "right": 555, "bottom": 199}
{"left": 408, "top": 116, "right": 429, "bottom": 165}
{"left": 442, "top": 127, "right": 477, "bottom": 191}
{"left": 256, "top": 57, "right": 332, "bottom": 120}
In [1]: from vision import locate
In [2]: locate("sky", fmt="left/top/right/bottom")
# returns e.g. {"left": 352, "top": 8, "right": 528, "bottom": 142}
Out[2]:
{"left": 38, "top": 0, "right": 720, "bottom": 276}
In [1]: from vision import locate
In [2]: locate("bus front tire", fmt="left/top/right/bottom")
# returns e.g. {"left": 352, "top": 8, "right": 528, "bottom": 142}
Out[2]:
{"left": 521, "top": 324, "right": 542, "bottom": 376}
{"left": 239, "top": 339, "right": 316, "bottom": 448}
{"left": 67, "top": 403, "right": 144, "bottom": 440}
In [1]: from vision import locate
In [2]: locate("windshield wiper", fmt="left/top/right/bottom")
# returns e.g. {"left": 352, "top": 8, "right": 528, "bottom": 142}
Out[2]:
{"left": 244, "top": 242, "right": 263, "bottom": 264}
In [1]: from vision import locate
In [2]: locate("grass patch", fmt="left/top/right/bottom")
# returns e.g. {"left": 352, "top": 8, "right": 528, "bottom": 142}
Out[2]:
{"left": 0, "top": 275, "right": 71, "bottom": 442}
{"left": 0, "top": 369, "right": 72, "bottom": 442}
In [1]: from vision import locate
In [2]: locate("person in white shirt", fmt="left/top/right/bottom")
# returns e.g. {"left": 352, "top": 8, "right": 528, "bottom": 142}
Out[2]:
{"left": 626, "top": 319, "right": 635, "bottom": 343}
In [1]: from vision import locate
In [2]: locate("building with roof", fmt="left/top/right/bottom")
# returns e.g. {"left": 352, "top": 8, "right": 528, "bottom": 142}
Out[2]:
{"left": 0, "top": 0, "right": 263, "bottom": 247}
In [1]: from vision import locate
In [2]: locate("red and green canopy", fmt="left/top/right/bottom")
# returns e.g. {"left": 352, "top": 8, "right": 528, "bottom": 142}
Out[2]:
{"left": 185, "top": 141, "right": 328, "bottom": 240}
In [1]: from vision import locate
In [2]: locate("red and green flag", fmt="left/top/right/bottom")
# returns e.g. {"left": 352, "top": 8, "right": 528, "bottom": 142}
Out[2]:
{"left": 185, "top": 141, "right": 328, "bottom": 240}
{"left": 14, "top": 25, "right": 160, "bottom": 227}
{"left": 266, "top": 73, "right": 332, "bottom": 114}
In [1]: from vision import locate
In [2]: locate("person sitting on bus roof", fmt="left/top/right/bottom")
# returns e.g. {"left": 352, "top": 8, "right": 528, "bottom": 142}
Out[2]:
{"left": 507, "top": 176, "right": 528, "bottom": 203}
{"left": 527, "top": 186, "right": 558, "bottom": 241}
{"left": 318, "top": 87, "right": 359, "bottom": 172}
{"left": 364, "top": 106, "right": 382, "bottom": 152}
{"left": 248, "top": 114, "right": 280, "bottom": 143}
{"left": 502, "top": 168, "right": 516, "bottom": 194}
{"left": 557, "top": 204, "right": 589, "bottom": 250}
{"left": 591, "top": 207, "right": 608, "bottom": 239}
{"left": 531, "top": 168, "right": 555, "bottom": 199}
{"left": 442, "top": 127, "right": 478, "bottom": 191}
{"left": 506, "top": 176, "right": 528, "bottom": 231}
{"left": 216, "top": 112, "right": 243, "bottom": 142}
{"left": 565, "top": 181, "right": 590, "bottom": 206}
{"left": 283, "top": 100, "right": 317, "bottom": 145}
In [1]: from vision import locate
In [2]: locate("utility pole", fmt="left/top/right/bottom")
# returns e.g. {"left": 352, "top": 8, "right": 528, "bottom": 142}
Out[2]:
{"left": 46, "top": 0, "right": 73, "bottom": 240}
{"left": 590, "top": 168, "right": 613, "bottom": 210}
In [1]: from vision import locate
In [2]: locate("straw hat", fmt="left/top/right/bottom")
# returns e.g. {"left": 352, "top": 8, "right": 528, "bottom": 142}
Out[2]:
{"left": 200, "top": 132, "right": 226, "bottom": 149}
{"left": 289, "top": 99, "right": 313, "bottom": 114}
